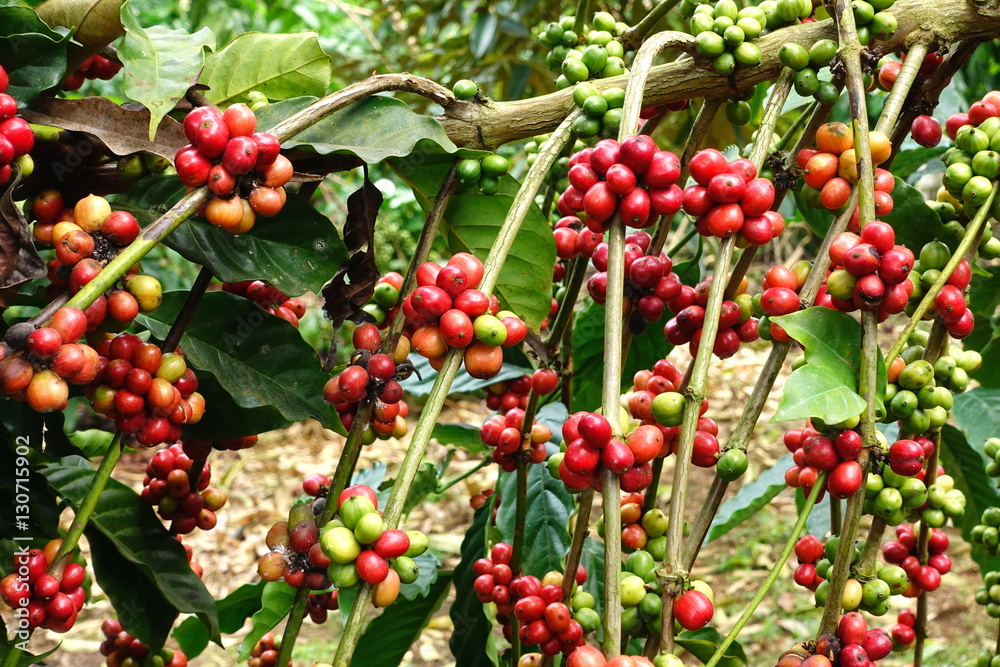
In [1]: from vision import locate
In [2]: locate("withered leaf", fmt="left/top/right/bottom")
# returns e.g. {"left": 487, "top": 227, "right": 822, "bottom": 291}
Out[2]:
{"left": 22, "top": 97, "right": 187, "bottom": 160}
{"left": 0, "top": 168, "right": 46, "bottom": 296}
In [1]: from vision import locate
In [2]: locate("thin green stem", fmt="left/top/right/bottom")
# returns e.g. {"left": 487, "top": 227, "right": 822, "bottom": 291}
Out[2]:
{"left": 885, "top": 188, "right": 996, "bottom": 365}
{"left": 511, "top": 460, "right": 530, "bottom": 573}
{"left": 53, "top": 432, "right": 124, "bottom": 564}
{"left": 437, "top": 459, "right": 491, "bottom": 493}
{"left": 573, "top": 0, "right": 592, "bottom": 34}
{"left": 705, "top": 474, "right": 826, "bottom": 667}
{"left": 830, "top": 498, "right": 842, "bottom": 538}
{"left": 162, "top": 266, "right": 213, "bottom": 353}
{"left": 776, "top": 101, "right": 818, "bottom": 151}
{"left": 546, "top": 256, "right": 587, "bottom": 352}
{"left": 623, "top": 0, "right": 683, "bottom": 49}
{"left": 563, "top": 489, "right": 595, "bottom": 597}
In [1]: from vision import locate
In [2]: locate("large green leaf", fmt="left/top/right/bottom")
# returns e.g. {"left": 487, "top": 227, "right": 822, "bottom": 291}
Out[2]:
{"left": 173, "top": 582, "right": 264, "bottom": 658}
{"left": 396, "top": 161, "right": 555, "bottom": 330}
{"left": 116, "top": 177, "right": 348, "bottom": 295}
{"left": 199, "top": 32, "right": 331, "bottom": 105}
{"left": 707, "top": 453, "right": 793, "bottom": 543}
{"left": 135, "top": 291, "right": 343, "bottom": 437}
{"left": 890, "top": 147, "right": 947, "bottom": 182}
{"left": 86, "top": 526, "right": 180, "bottom": 648}
{"left": 951, "top": 387, "right": 1000, "bottom": 453}
{"left": 42, "top": 463, "right": 219, "bottom": 646}
{"left": 449, "top": 503, "right": 497, "bottom": 667}
{"left": 0, "top": 7, "right": 70, "bottom": 104}
{"left": 771, "top": 308, "right": 886, "bottom": 424}
{"left": 236, "top": 581, "right": 296, "bottom": 661}
{"left": 882, "top": 178, "right": 960, "bottom": 252}
{"left": 676, "top": 627, "right": 747, "bottom": 667}
{"left": 939, "top": 424, "right": 1000, "bottom": 573}
{"left": 496, "top": 464, "right": 574, "bottom": 576}
{"left": 430, "top": 423, "right": 490, "bottom": 456}
{"left": 254, "top": 96, "right": 460, "bottom": 163}
{"left": 118, "top": 2, "right": 215, "bottom": 140}
{"left": 571, "top": 300, "right": 673, "bottom": 412}
{"left": 350, "top": 572, "right": 454, "bottom": 667}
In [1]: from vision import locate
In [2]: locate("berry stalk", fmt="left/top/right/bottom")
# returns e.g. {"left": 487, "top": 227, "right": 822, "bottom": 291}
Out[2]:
{"left": 704, "top": 472, "right": 827, "bottom": 667}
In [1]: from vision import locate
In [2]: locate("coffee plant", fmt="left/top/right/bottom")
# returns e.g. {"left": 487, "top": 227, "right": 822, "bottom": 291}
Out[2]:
{"left": 3, "top": 0, "right": 1000, "bottom": 666}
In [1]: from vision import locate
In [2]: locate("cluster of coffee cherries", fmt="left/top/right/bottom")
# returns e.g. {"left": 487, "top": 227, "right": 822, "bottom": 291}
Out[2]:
{"left": 596, "top": 492, "right": 668, "bottom": 557}
{"left": 881, "top": 523, "right": 952, "bottom": 596}
{"left": 537, "top": 12, "right": 628, "bottom": 88}
{"left": 0, "top": 65, "right": 34, "bottom": 185}
{"left": 683, "top": 149, "right": 786, "bottom": 244}
{"left": 0, "top": 540, "right": 87, "bottom": 633}
{"left": 876, "top": 48, "right": 943, "bottom": 93}
{"left": 486, "top": 375, "right": 531, "bottom": 411}
{"left": 140, "top": 442, "right": 225, "bottom": 534}
{"left": 248, "top": 633, "right": 288, "bottom": 667}
{"left": 777, "top": 612, "right": 892, "bottom": 666}
{"left": 882, "top": 356, "right": 952, "bottom": 434}
{"left": 986, "top": 438, "right": 1000, "bottom": 483}
{"left": 116, "top": 152, "right": 173, "bottom": 182}
{"left": 175, "top": 104, "right": 292, "bottom": 233}
{"left": 863, "top": 451, "right": 934, "bottom": 527}
{"left": 323, "top": 323, "right": 410, "bottom": 437}
{"left": 779, "top": 39, "right": 840, "bottom": 103}
{"left": 456, "top": 154, "right": 511, "bottom": 195}
{"left": 797, "top": 123, "right": 894, "bottom": 216}
{"left": 510, "top": 571, "right": 589, "bottom": 656}
{"left": 903, "top": 241, "right": 977, "bottom": 339}
{"left": 31, "top": 192, "right": 163, "bottom": 321}
{"left": 305, "top": 589, "right": 339, "bottom": 624}
{"left": 664, "top": 274, "right": 760, "bottom": 358}
{"left": 623, "top": 548, "right": 715, "bottom": 639}
{"left": 318, "top": 486, "right": 428, "bottom": 607}
{"left": 569, "top": 83, "right": 629, "bottom": 138}
{"left": 973, "top": 512, "right": 1000, "bottom": 607}
{"left": 258, "top": 498, "right": 331, "bottom": 590}
{"left": 558, "top": 136, "right": 684, "bottom": 230}
{"left": 887, "top": 608, "right": 917, "bottom": 649}
{"left": 62, "top": 54, "right": 122, "bottom": 90}
{"left": 587, "top": 230, "right": 684, "bottom": 334}
{"left": 754, "top": 262, "right": 813, "bottom": 342}
{"left": 795, "top": 534, "right": 907, "bottom": 615}
{"left": 690, "top": 0, "right": 767, "bottom": 75}
{"left": 88, "top": 334, "right": 204, "bottom": 446}
{"left": 359, "top": 272, "right": 403, "bottom": 327}
{"left": 822, "top": 224, "right": 915, "bottom": 319}
{"left": 0, "top": 308, "right": 100, "bottom": 413}
{"left": 402, "top": 253, "right": 526, "bottom": 379}
{"left": 554, "top": 412, "right": 657, "bottom": 492}
{"left": 221, "top": 280, "right": 307, "bottom": 328}
{"left": 479, "top": 406, "right": 553, "bottom": 471}
{"left": 624, "top": 357, "right": 709, "bottom": 463}
{"left": 782, "top": 423, "right": 865, "bottom": 501}
{"left": 98, "top": 618, "right": 188, "bottom": 667}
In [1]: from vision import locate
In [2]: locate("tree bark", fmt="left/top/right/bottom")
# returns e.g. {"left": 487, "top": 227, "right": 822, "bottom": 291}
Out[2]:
{"left": 437, "top": 0, "right": 1000, "bottom": 148}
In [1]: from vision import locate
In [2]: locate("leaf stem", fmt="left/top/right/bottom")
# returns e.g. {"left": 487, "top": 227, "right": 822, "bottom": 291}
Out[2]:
{"left": 546, "top": 256, "right": 588, "bottom": 353}
{"left": 705, "top": 474, "right": 826, "bottom": 667}
{"left": 623, "top": 0, "right": 683, "bottom": 49}
{"left": 437, "top": 459, "right": 492, "bottom": 493}
{"left": 162, "top": 266, "right": 213, "bottom": 353}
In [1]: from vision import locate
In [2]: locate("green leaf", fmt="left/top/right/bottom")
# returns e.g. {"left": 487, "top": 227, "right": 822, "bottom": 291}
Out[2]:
{"left": 676, "top": 627, "right": 747, "bottom": 666}
{"left": 890, "top": 147, "right": 947, "bottom": 182}
{"left": 118, "top": 2, "right": 215, "bottom": 140}
{"left": 400, "top": 553, "right": 442, "bottom": 601}
{"left": 496, "top": 464, "right": 573, "bottom": 576}
{"left": 86, "top": 526, "right": 180, "bottom": 648}
{"left": 951, "top": 387, "right": 1000, "bottom": 453}
{"left": 199, "top": 32, "right": 331, "bottom": 105}
{"left": 0, "top": 7, "right": 70, "bottom": 104}
{"left": 579, "top": 537, "right": 605, "bottom": 618}
{"left": 0, "top": 435, "right": 60, "bottom": 541}
{"left": 401, "top": 350, "right": 532, "bottom": 398}
{"left": 939, "top": 424, "right": 1000, "bottom": 573}
{"left": 536, "top": 401, "right": 569, "bottom": 446}
{"left": 42, "top": 463, "right": 220, "bottom": 646}
{"left": 0, "top": 640, "right": 58, "bottom": 667}
{"left": 771, "top": 308, "right": 886, "bottom": 424}
{"left": 470, "top": 13, "right": 498, "bottom": 58}
{"left": 882, "top": 178, "right": 960, "bottom": 252}
{"left": 791, "top": 188, "right": 835, "bottom": 237}
{"left": 254, "top": 96, "right": 460, "bottom": 163}
{"left": 707, "top": 453, "right": 794, "bottom": 543}
{"left": 350, "top": 572, "right": 454, "bottom": 667}
{"left": 173, "top": 582, "right": 264, "bottom": 658}
{"left": 237, "top": 581, "right": 296, "bottom": 661}
{"left": 66, "top": 429, "right": 114, "bottom": 458}
{"left": 135, "top": 291, "right": 343, "bottom": 438}
{"left": 116, "top": 176, "right": 348, "bottom": 295}
{"left": 396, "top": 160, "right": 555, "bottom": 330}
{"left": 431, "top": 423, "right": 490, "bottom": 456}
{"left": 449, "top": 503, "right": 496, "bottom": 667}
{"left": 572, "top": 300, "right": 673, "bottom": 412}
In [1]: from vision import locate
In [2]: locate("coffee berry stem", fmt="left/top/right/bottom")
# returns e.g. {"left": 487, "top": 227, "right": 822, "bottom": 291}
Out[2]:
{"left": 331, "top": 111, "right": 578, "bottom": 667}
{"left": 913, "top": 425, "right": 945, "bottom": 664}
{"left": 886, "top": 182, "right": 996, "bottom": 365}
{"left": 705, "top": 473, "right": 827, "bottom": 667}
{"left": 874, "top": 42, "right": 929, "bottom": 136}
